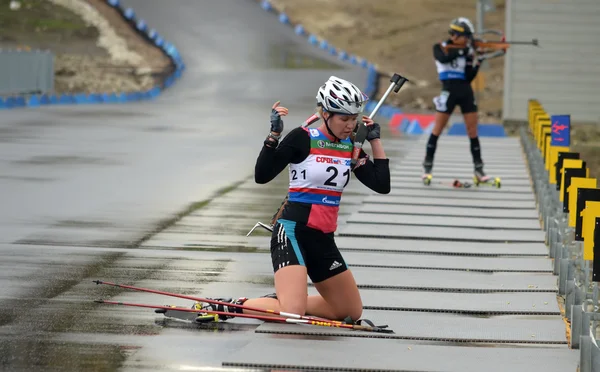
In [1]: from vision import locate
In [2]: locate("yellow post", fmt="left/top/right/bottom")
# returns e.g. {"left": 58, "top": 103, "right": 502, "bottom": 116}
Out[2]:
{"left": 545, "top": 137, "right": 552, "bottom": 171}
{"left": 548, "top": 146, "right": 570, "bottom": 182}
{"left": 537, "top": 117, "right": 550, "bottom": 150}
{"left": 568, "top": 178, "right": 598, "bottom": 227}
{"left": 541, "top": 128, "right": 552, "bottom": 161}
{"left": 529, "top": 102, "right": 544, "bottom": 134}
{"left": 539, "top": 122, "right": 551, "bottom": 150}
{"left": 536, "top": 112, "right": 547, "bottom": 138}
{"left": 527, "top": 100, "right": 535, "bottom": 131}
{"left": 582, "top": 201, "right": 600, "bottom": 260}
{"left": 560, "top": 159, "right": 584, "bottom": 202}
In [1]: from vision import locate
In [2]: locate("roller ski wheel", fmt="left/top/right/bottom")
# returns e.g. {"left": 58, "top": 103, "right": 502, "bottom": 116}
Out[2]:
{"left": 422, "top": 174, "right": 432, "bottom": 186}
{"left": 473, "top": 176, "right": 501, "bottom": 188}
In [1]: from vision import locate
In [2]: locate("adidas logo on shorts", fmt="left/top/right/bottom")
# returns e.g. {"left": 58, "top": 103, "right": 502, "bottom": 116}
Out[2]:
{"left": 329, "top": 260, "right": 342, "bottom": 271}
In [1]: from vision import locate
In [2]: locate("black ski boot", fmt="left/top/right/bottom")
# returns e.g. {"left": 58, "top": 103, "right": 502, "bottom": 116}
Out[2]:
{"left": 261, "top": 293, "right": 278, "bottom": 299}
{"left": 192, "top": 297, "right": 248, "bottom": 321}
{"left": 473, "top": 161, "right": 501, "bottom": 188}
{"left": 473, "top": 161, "right": 491, "bottom": 184}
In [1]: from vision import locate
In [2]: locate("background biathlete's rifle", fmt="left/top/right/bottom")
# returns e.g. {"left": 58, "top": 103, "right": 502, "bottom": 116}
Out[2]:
{"left": 442, "top": 38, "right": 539, "bottom": 51}
{"left": 442, "top": 37, "right": 539, "bottom": 60}
{"left": 247, "top": 73, "right": 409, "bottom": 236}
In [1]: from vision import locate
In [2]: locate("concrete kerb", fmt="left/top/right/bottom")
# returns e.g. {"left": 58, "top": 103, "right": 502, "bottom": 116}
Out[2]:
{"left": 0, "top": 0, "right": 185, "bottom": 110}
{"left": 256, "top": 0, "right": 402, "bottom": 123}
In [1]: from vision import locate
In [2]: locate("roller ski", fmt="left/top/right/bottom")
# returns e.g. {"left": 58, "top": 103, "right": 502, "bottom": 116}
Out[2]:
{"left": 473, "top": 162, "right": 501, "bottom": 188}
{"left": 92, "top": 280, "right": 394, "bottom": 334}
{"left": 422, "top": 159, "right": 471, "bottom": 188}
{"left": 422, "top": 174, "right": 472, "bottom": 188}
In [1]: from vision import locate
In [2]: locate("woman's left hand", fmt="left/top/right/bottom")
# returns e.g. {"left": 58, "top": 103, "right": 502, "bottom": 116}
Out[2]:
{"left": 362, "top": 116, "right": 381, "bottom": 142}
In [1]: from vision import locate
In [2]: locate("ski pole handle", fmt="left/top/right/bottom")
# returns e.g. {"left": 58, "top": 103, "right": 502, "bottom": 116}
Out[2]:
{"left": 351, "top": 73, "right": 409, "bottom": 167}
{"left": 367, "top": 73, "right": 408, "bottom": 119}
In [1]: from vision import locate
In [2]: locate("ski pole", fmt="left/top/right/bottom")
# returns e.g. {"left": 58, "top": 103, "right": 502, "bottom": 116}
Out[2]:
{"left": 351, "top": 73, "right": 408, "bottom": 168}
{"left": 94, "top": 299, "right": 393, "bottom": 333}
{"left": 93, "top": 280, "right": 332, "bottom": 323}
{"left": 246, "top": 221, "right": 273, "bottom": 235}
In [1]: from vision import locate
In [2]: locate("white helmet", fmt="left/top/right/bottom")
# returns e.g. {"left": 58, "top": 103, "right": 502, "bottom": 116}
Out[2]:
{"left": 316, "top": 76, "right": 368, "bottom": 115}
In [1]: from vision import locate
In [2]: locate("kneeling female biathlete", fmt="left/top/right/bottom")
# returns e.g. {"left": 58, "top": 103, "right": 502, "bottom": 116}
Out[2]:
{"left": 195, "top": 76, "right": 391, "bottom": 323}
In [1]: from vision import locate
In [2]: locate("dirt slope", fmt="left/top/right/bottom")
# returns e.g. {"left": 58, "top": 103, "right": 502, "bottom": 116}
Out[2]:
{"left": 267, "top": 0, "right": 506, "bottom": 122}
{"left": 0, "top": 0, "right": 171, "bottom": 95}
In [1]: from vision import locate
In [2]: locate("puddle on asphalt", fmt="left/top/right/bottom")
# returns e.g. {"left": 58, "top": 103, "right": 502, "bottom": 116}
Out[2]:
{"left": 50, "top": 108, "right": 154, "bottom": 119}
{"left": 12, "top": 155, "right": 121, "bottom": 166}
{"left": 0, "top": 127, "right": 33, "bottom": 143}
{"left": 154, "top": 318, "right": 259, "bottom": 333}
{"left": 267, "top": 43, "right": 343, "bottom": 69}
{"left": 0, "top": 247, "right": 271, "bottom": 370}
{"left": 53, "top": 219, "right": 118, "bottom": 229}
{"left": 0, "top": 338, "right": 130, "bottom": 371}
{"left": 0, "top": 175, "right": 57, "bottom": 182}
{"left": 179, "top": 245, "right": 262, "bottom": 253}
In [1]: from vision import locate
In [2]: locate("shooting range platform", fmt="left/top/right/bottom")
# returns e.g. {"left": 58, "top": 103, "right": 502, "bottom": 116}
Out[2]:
{"left": 224, "top": 135, "right": 577, "bottom": 371}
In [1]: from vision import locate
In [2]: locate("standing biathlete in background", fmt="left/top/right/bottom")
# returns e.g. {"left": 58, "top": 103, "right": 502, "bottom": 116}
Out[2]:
{"left": 422, "top": 17, "right": 502, "bottom": 185}
{"left": 192, "top": 76, "right": 391, "bottom": 323}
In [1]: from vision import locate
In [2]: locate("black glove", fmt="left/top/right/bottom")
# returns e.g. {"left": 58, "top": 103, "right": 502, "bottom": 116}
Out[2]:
{"left": 366, "top": 122, "right": 381, "bottom": 142}
{"left": 270, "top": 108, "right": 284, "bottom": 134}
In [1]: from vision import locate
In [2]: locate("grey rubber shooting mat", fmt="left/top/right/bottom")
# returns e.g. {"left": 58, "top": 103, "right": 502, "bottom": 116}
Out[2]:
{"left": 222, "top": 338, "right": 579, "bottom": 372}
{"left": 323, "top": 266, "right": 557, "bottom": 292}
{"left": 342, "top": 251, "right": 551, "bottom": 272}
{"left": 255, "top": 310, "right": 567, "bottom": 344}
{"left": 397, "top": 160, "right": 528, "bottom": 172}
{"left": 391, "top": 174, "right": 532, "bottom": 187}
{"left": 388, "top": 180, "right": 534, "bottom": 193}
{"left": 357, "top": 203, "right": 539, "bottom": 219}
{"left": 358, "top": 288, "right": 560, "bottom": 314}
{"left": 403, "top": 155, "right": 525, "bottom": 165}
{"left": 392, "top": 168, "right": 529, "bottom": 180}
{"left": 403, "top": 148, "right": 524, "bottom": 157}
{"left": 362, "top": 194, "right": 536, "bottom": 209}
{"left": 394, "top": 163, "right": 529, "bottom": 173}
{"left": 346, "top": 212, "right": 541, "bottom": 230}
{"left": 337, "top": 223, "right": 545, "bottom": 243}
{"left": 383, "top": 187, "right": 535, "bottom": 201}
{"left": 333, "top": 236, "right": 548, "bottom": 256}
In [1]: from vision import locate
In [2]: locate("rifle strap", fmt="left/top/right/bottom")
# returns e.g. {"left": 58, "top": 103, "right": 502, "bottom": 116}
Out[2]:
{"left": 270, "top": 194, "right": 289, "bottom": 225}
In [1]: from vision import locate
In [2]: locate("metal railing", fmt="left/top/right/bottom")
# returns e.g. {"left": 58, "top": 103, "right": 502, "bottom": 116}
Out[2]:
{"left": 523, "top": 99, "right": 600, "bottom": 371}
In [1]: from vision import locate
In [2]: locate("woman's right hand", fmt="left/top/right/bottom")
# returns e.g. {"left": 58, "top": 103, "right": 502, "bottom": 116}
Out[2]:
{"left": 270, "top": 101, "right": 288, "bottom": 135}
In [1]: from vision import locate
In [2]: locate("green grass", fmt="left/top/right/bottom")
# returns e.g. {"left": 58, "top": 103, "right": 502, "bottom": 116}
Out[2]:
{"left": 0, "top": 0, "right": 98, "bottom": 43}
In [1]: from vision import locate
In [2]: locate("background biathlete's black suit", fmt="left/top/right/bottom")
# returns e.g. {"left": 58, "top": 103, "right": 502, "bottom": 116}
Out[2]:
{"left": 432, "top": 39, "right": 481, "bottom": 114}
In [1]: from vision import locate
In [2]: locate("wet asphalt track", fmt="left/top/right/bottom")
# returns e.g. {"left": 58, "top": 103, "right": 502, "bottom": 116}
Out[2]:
{"left": 0, "top": 0, "right": 383, "bottom": 370}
